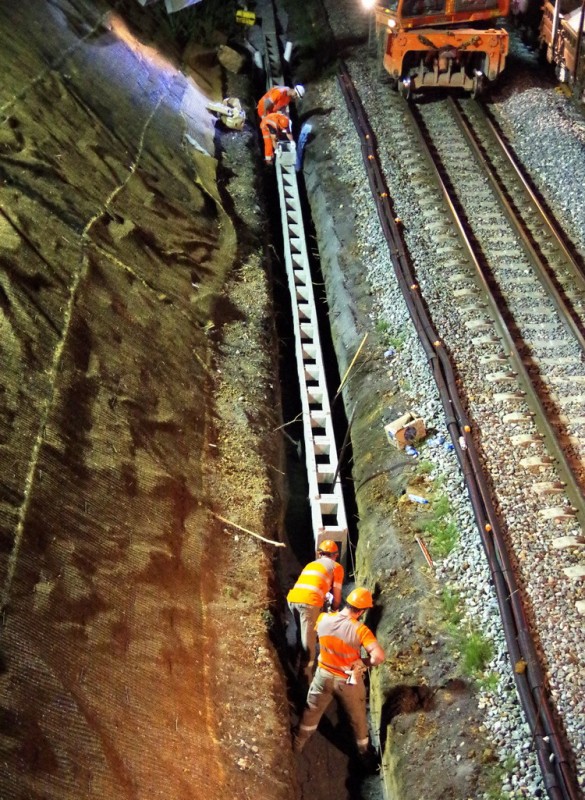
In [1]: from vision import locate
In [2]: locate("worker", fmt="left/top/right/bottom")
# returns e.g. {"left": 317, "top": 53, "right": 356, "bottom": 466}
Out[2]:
{"left": 259, "top": 111, "right": 293, "bottom": 165}
{"left": 257, "top": 84, "right": 305, "bottom": 118}
{"left": 293, "top": 587, "right": 385, "bottom": 767}
{"left": 287, "top": 540, "right": 344, "bottom": 682}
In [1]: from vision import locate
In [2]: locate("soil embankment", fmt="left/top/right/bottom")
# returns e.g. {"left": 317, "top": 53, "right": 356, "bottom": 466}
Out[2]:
{"left": 0, "top": 2, "right": 294, "bottom": 798}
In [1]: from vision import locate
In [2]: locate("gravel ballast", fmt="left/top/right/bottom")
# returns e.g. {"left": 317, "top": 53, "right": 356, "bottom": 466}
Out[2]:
{"left": 301, "top": 3, "right": 585, "bottom": 796}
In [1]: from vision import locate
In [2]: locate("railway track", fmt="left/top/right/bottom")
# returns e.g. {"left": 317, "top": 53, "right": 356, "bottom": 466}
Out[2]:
{"left": 336, "top": 65, "right": 582, "bottom": 800}
{"left": 410, "top": 95, "right": 585, "bottom": 571}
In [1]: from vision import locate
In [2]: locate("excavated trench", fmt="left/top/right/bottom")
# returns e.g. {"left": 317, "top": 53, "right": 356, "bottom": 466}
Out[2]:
{"left": 257, "top": 86, "right": 381, "bottom": 800}
{"left": 255, "top": 46, "right": 468, "bottom": 800}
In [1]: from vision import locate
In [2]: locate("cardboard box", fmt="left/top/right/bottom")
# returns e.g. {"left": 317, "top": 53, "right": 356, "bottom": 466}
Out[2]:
{"left": 384, "top": 412, "right": 426, "bottom": 450}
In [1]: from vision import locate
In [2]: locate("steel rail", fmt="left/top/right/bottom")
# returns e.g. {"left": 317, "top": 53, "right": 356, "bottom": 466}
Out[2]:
{"left": 408, "top": 98, "right": 585, "bottom": 524}
{"left": 336, "top": 63, "right": 580, "bottom": 800}
{"left": 478, "top": 102, "right": 585, "bottom": 281}
{"left": 450, "top": 97, "right": 585, "bottom": 354}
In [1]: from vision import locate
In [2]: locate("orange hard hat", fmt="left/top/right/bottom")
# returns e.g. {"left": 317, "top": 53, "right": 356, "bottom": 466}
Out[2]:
{"left": 318, "top": 539, "right": 339, "bottom": 555}
{"left": 346, "top": 587, "right": 373, "bottom": 609}
{"left": 274, "top": 113, "right": 290, "bottom": 129}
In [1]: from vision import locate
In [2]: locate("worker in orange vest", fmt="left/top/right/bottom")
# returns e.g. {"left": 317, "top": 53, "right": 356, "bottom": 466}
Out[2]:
{"left": 259, "top": 111, "right": 294, "bottom": 165}
{"left": 257, "top": 84, "right": 305, "bottom": 118}
{"left": 287, "top": 540, "right": 344, "bottom": 683}
{"left": 293, "top": 587, "right": 385, "bottom": 767}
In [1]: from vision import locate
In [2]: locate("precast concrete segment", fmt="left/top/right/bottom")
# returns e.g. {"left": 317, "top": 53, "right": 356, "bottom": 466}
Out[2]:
{"left": 258, "top": 0, "right": 285, "bottom": 87}
{"left": 256, "top": 0, "right": 349, "bottom": 561}
{"left": 275, "top": 150, "right": 349, "bottom": 562}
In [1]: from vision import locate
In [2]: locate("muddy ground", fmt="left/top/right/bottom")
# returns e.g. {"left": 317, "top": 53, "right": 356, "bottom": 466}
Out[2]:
{"left": 0, "top": 1, "right": 515, "bottom": 799}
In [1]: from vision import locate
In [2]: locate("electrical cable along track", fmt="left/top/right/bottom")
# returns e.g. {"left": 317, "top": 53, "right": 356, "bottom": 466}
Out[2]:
{"left": 337, "top": 63, "right": 582, "bottom": 800}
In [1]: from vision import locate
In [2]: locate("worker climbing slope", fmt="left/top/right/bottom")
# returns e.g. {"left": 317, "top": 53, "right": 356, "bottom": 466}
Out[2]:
{"left": 287, "top": 540, "right": 344, "bottom": 683}
{"left": 293, "top": 587, "right": 385, "bottom": 769}
{"left": 257, "top": 84, "right": 304, "bottom": 118}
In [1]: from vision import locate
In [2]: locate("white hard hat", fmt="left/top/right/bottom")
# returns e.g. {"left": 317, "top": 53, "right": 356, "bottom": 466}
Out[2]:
{"left": 294, "top": 84, "right": 305, "bottom": 98}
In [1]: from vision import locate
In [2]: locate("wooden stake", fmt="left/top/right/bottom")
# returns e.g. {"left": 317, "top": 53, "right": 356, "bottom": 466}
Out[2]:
{"left": 335, "top": 332, "right": 368, "bottom": 399}
{"left": 213, "top": 513, "right": 286, "bottom": 548}
{"left": 415, "top": 535, "right": 434, "bottom": 568}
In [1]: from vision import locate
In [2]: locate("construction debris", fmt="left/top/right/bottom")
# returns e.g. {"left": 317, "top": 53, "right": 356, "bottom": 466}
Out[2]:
{"left": 384, "top": 411, "right": 426, "bottom": 450}
{"left": 217, "top": 44, "right": 247, "bottom": 74}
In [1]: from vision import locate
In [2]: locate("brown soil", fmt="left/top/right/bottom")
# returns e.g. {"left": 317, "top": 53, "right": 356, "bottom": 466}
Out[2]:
{"left": 0, "top": 2, "right": 294, "bottom": 798}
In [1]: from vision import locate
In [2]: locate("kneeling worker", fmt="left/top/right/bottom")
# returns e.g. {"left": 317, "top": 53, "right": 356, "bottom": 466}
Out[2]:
{"left": 287, "top": 540, "right": 343, "bottom": 682}
{"left": 293, "top": 587, "right": 385, "bottom": 763}
{"left": 259, "top": 111, "right": 294, "bottom": 165}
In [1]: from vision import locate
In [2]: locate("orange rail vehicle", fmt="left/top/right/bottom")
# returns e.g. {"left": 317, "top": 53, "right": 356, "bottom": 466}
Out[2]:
{"left": 372, "top": 0, "right": 510, "bottom": 96}
{"left": 540, "top": 0, "right": 585, "bottom": 93}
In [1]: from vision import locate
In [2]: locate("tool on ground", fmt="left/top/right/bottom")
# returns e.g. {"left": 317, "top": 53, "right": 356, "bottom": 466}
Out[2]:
{"left": 206, "top": 97, "right": 246, "bottom": 130}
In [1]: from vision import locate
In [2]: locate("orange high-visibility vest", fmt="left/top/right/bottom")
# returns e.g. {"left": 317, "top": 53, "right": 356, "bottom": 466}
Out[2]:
{"left": 260, "top": 112, "right": 291, "bottom": 160}
{"left": 259, "top": 112, "right": 290, "bottom": 138}
{"left": 316, "top": 611, "right": 377, "bottom": 678}
{"left": 287, "top": 557, "right": 343, "bottom": 607}
{"left": 257, "top": 86, "right": 292, "bottom": 118}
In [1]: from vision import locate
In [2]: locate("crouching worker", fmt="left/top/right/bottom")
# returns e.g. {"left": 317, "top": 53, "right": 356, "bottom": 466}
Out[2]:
{"left": 293, "top": 587, "right": 385, "bottom": 766}
{"left": 259, "top": 111, "right": 293, "bottom": 165}
{"left": 257, "top": 84, "right": 304, "bottom": 118}
{"left": 287, "top": 540, "right": 343, "bottom": 683}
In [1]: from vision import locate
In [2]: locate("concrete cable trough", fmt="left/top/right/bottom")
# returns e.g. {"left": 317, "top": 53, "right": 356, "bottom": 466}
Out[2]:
{"left": 258, "top": 0, "right": 349, "bottom": 561}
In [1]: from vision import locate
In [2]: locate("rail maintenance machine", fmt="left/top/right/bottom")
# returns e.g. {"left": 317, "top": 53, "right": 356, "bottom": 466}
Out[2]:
{"left": 370, "top": 0, "right": 509, "bottom": 96}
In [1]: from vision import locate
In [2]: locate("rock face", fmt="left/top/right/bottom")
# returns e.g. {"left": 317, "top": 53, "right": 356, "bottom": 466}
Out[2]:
{"left": 0, "top": 2, "right": 294, "bottom": 799}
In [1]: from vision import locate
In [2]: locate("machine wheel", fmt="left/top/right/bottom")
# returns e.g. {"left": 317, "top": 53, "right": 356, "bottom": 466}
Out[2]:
{"left": 471, "top": 72, "right": 485, "bottom": 100}
{"left": 398, "top": 77, "right": 412, "bottom": 100}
